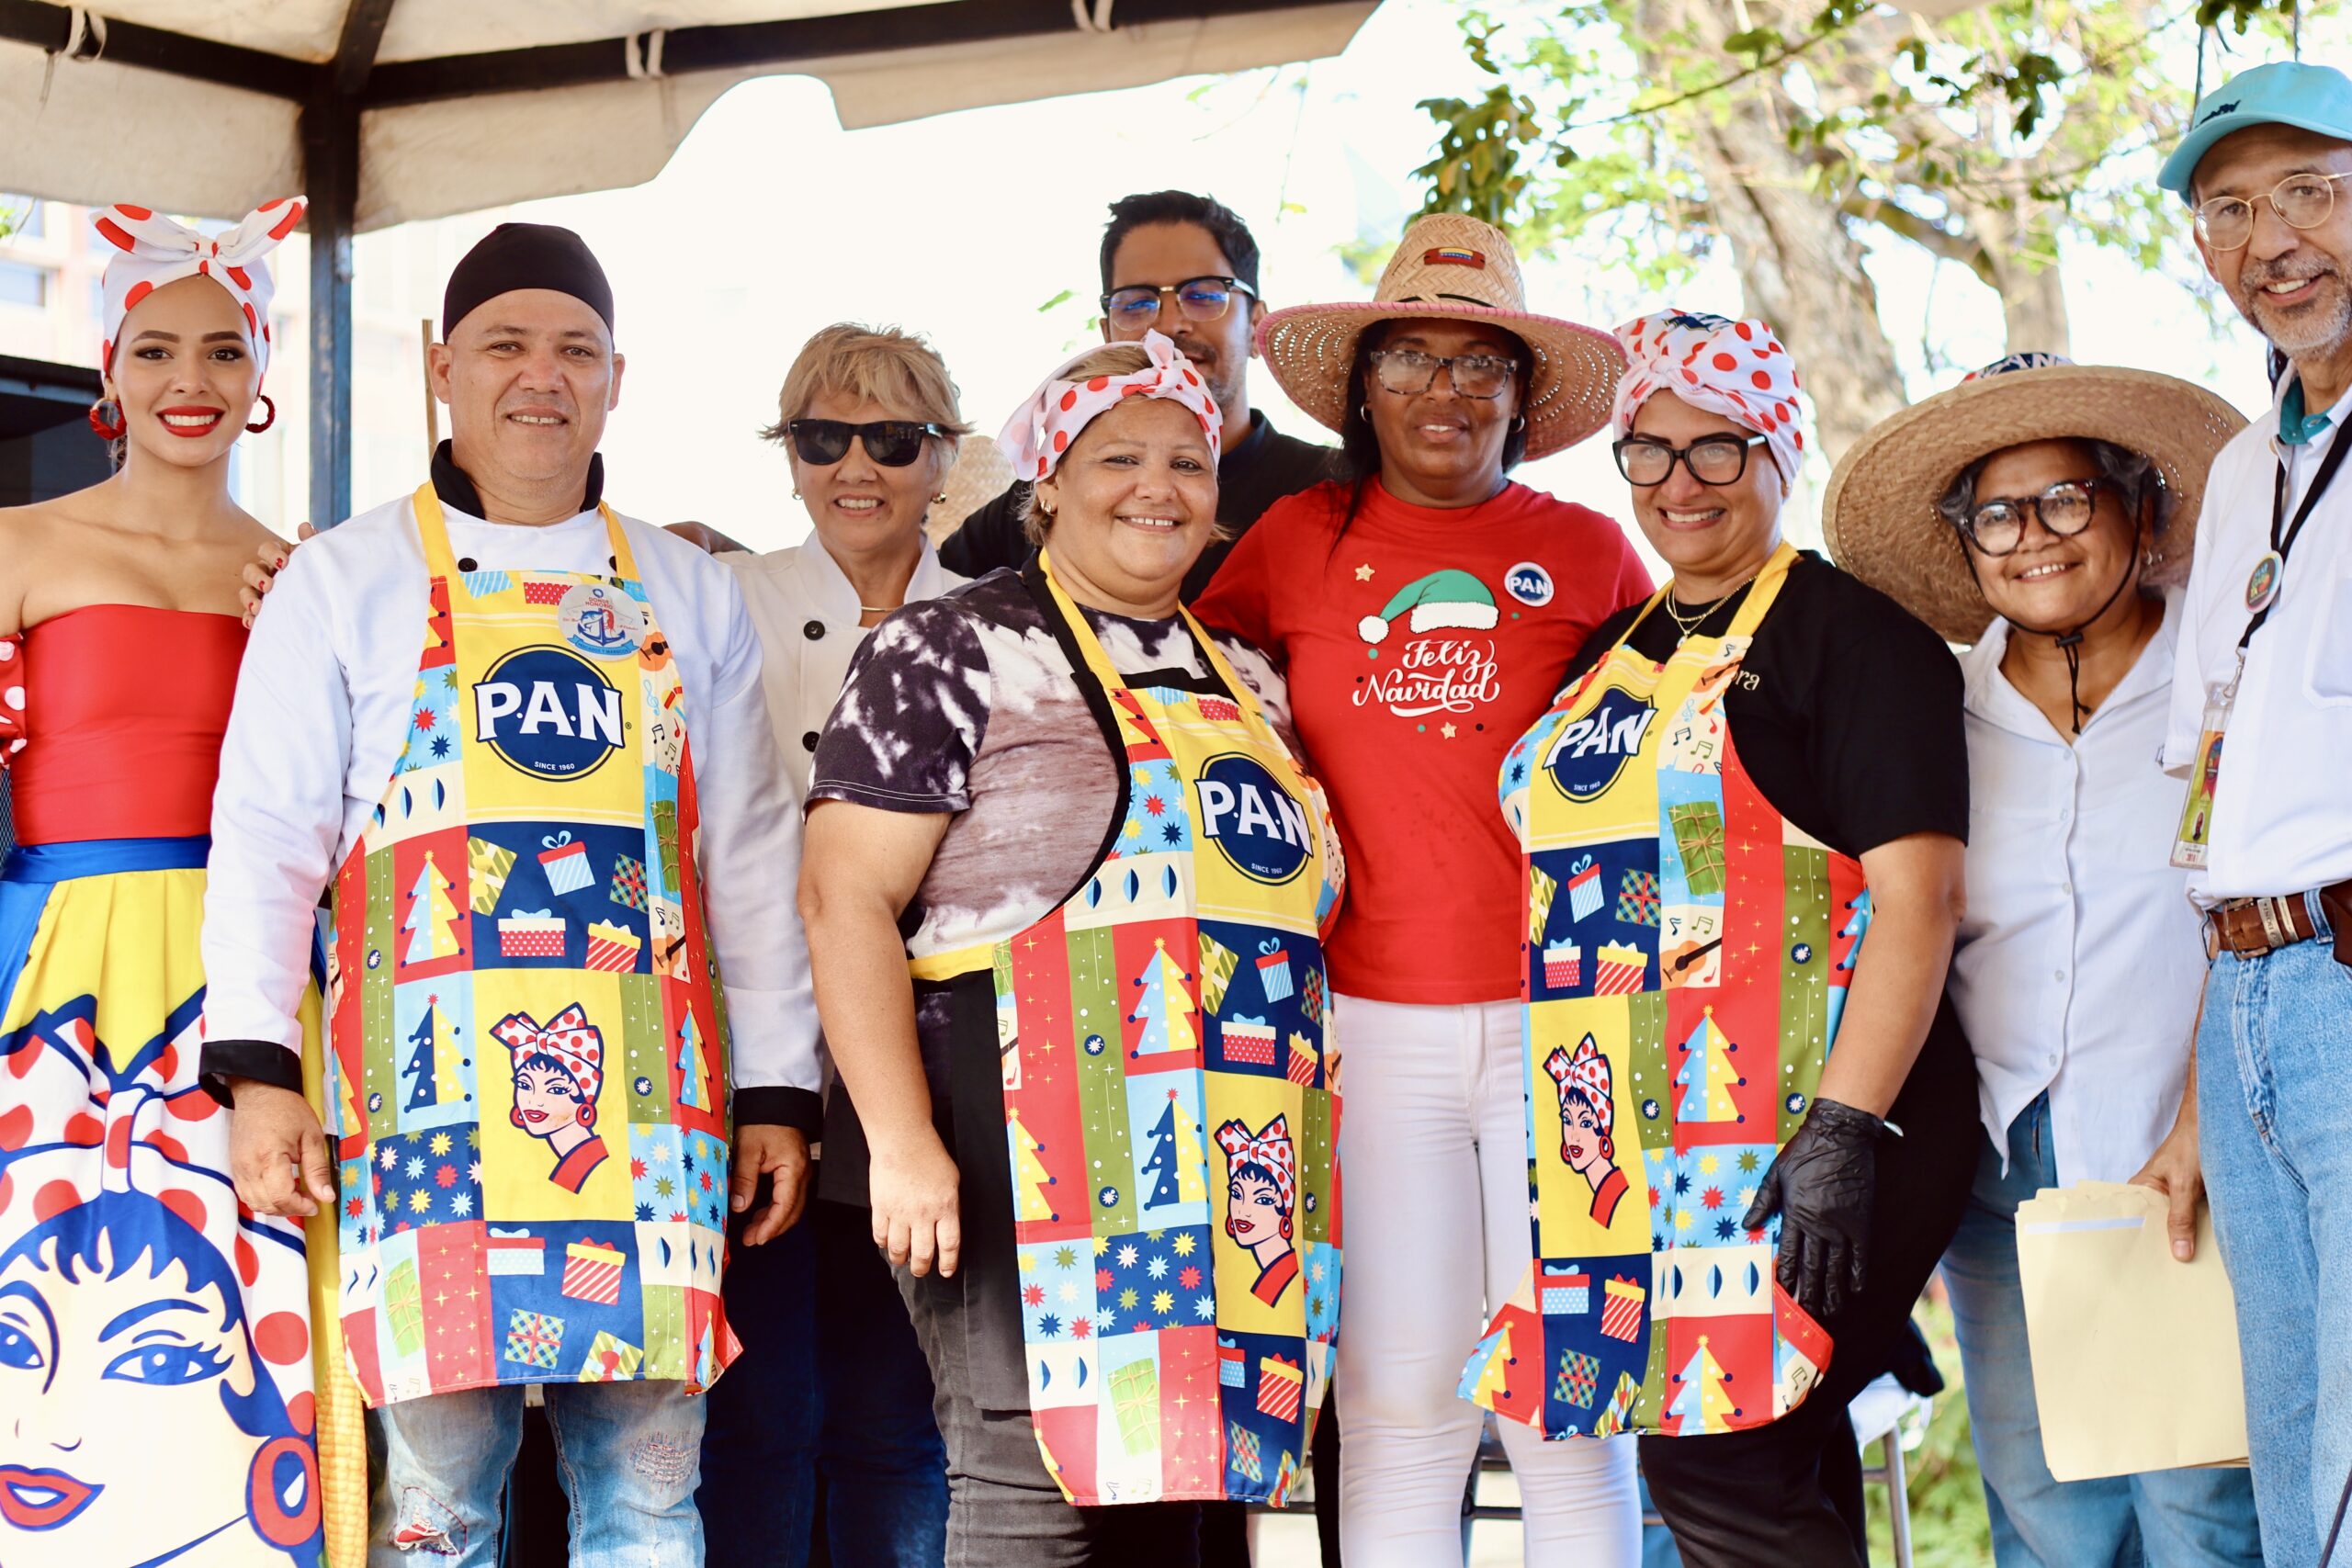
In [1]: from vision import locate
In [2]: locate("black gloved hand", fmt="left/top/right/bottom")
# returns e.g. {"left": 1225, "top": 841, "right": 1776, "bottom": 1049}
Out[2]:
{"left": 1739, "top": 1096, "right": 1888, "bottom": 1321}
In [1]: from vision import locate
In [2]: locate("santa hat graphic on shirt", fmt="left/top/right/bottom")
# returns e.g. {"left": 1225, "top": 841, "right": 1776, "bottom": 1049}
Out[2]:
{"left": 1356, "top": 569, "right": 1500, "bottom": 646}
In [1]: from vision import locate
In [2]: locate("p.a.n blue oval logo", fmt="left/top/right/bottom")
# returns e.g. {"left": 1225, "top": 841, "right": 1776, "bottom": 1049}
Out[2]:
{"left": 1544, "top": 685, "right": 1657, "bottom": 803}
{"left": 475, "top": 645, "right": 626, "bottom": 782}
{"left": 1193, "top": 753, "right": 1311, "bottom": 886}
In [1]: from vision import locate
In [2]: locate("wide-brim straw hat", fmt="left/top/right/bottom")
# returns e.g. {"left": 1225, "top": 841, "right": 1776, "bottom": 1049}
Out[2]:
{"left": 1255, "top": 213, "right": 1624, "bottom": 461}
{"left": 1823, "top": 356, "right": 2247, "bottom": 644}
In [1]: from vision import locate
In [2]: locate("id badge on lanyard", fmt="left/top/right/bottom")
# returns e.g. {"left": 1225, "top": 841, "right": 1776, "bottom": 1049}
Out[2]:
{"left": 2173, "top": 412, "right": 2349, "bottom": 869}
{"left": 2171, "top": 650, "right": 2241, "bottom": 869}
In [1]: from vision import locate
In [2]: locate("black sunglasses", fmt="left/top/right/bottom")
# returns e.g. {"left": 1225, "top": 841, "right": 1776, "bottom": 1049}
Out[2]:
{"left": 786, "top": 418, "right": 952, "bottom": 468}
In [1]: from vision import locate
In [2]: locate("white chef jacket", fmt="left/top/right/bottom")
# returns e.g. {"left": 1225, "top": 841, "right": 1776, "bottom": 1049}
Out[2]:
{"left": 199, "top": 489, "right": 821, "bottom": 1106}
{"left": 1950, "top": 598, "right": 2205, "bottom": 1186}
{"left": 2165, "top": 378, "right": 2352, "bottom": 902}
{"left": 721, "top": 538, "right": 967, "bottom": 800}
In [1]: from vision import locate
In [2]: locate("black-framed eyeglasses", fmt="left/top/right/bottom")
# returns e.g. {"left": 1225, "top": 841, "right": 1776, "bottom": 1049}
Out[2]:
{"left": 785, "top": 418, "right": 952, "bottom": 468}
{"left": 1099, "top": 276, "right": 1256, "bottom": 327}
{"left": 1957, "top": 478, "right": 2104, "bottom": 557}
{"left": 1367, "top": 348, "right": 1520, "bottom": 400}
{"left": 1613, "top": 433, "right": 1769, "bottom": 487}
{"left": 2193, "top": 169, "right": 2352, "bottom": 251}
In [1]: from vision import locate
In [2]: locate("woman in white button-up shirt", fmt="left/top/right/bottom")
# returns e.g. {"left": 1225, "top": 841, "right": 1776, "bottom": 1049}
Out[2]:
{"left": 700, "top": 322, "right": 968, "bottom": 1568}
{"left": 1825, "top": 355, "right": 2256, "bottom": 1568}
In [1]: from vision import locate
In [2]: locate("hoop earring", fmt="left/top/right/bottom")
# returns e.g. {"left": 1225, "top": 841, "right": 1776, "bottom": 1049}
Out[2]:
{"left": 1358, "top": 402, "right": 1371, "bottom": 423}
{"left": 87, "top": 399, "right": 124, "bottom": 440}
{"left": 244, "top": 392, "right": 277, "bottom": 434}
{"left": 935, "top": 492, "right": 949, "bottom": 504}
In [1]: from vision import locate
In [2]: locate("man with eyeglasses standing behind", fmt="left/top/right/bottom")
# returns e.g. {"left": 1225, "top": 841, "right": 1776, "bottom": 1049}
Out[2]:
{"left": 2156, "top": 60, "right": 2352, "bottom": 1564}
{"left": 940, "top": 190, "right": 1336, "bottom": 602}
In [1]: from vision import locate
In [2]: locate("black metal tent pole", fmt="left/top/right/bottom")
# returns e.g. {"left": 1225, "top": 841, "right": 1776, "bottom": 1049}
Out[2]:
{"left": 303, "top": 0, "right": 394, "bottom": 527}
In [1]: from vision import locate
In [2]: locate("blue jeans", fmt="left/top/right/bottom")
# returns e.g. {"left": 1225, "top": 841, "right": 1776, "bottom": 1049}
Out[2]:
{"left": 372, "top": 1381, "right": 704, "bottom": 1568}
{"left": 2199, "top": 914, "right": 2352, "bottom": 1568}
{"left": 699, "top": 1197, "right": 820, "bottom": 1568}
{"left": 1941, "top": 1092, "right": 2262, "bottom": 1567}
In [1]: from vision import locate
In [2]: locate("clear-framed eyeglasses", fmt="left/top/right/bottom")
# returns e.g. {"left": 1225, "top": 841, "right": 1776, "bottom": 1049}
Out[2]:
{"left": 1366, "top": 348, "right": 1520, "bottom": 400}
{"left": 2193, "top": 169, "right": 2352, "bottom": 251}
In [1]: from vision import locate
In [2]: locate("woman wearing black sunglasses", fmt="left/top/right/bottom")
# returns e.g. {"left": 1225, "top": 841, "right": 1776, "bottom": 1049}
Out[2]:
{"left": 700, "top": 321, "right": 970, "bottom": 1568}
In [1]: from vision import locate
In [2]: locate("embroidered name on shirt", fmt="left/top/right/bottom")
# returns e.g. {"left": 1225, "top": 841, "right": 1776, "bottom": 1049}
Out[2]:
{"left": 475, "top": 645, "right": 626, "bottom": 781}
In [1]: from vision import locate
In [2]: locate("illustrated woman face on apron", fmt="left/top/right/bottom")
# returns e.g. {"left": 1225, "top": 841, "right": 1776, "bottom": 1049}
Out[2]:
{"left": 1545, "top": 1037, "right": 1623, "bottom": 1224}
{"left": 1216, "top": 1114, "right": 1297, "bottom": 1304}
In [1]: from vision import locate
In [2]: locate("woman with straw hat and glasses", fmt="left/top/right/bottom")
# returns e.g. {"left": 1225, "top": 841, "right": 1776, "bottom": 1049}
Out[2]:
{"left": 1463, "top": 309, "right": 1982, "bottom": 1567}
{"left": 1193, "top": 214, "right": 1652, "bottom": 1562}
{"left": 1825, "top": 355, "right": 2259, "bottom": 1568}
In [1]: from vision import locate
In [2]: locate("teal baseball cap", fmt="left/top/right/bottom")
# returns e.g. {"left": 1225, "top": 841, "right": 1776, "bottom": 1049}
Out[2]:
{"left": 2160, "top": 60, "right": 2352, "bottom": 199}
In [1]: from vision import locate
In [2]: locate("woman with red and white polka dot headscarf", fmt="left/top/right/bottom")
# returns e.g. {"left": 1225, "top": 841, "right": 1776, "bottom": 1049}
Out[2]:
{"left": 0, "top": 197, "right": 336, "bottom": 1568}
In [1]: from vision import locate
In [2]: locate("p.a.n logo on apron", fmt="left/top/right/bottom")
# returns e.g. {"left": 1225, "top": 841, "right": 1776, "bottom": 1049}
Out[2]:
{"left": 475, "top": 645, "right": 626, "bottom": 782}
{"left": 1194, "top": 753, "right": 1312, "bottom": 886}
{"left": 1544, "top": 685, "right": 1657, "bottom": 803}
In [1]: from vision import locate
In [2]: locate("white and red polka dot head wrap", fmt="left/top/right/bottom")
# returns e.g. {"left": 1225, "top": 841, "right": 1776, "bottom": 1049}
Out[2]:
{"left": 998, "top": 329, "right": 1220, "bottom": 483}
{"left": 1545, "top": 1035, "right": 1615, "bottom": 1159}
{"left": 92, "top": 197, "right": 305, "bottom": 381}
{"left": 1215, "top": 1113, "right": 1296, "bottom": 1212}
{"left": 492, "top": 1003, "right": 606, "bottom": 1106}
{"left": 1612, "top": 310, "right": 1805, "bottom": 482}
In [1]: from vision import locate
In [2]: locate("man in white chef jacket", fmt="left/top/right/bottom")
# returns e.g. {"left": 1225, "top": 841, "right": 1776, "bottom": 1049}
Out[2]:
{"left": 197, "top": 223, "right": 819, "bottom": 1564}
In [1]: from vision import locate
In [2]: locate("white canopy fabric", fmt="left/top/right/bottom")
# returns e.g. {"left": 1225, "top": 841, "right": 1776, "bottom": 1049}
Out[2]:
{"left": 0, "top": 1, "right": 1376, "bottom": 229}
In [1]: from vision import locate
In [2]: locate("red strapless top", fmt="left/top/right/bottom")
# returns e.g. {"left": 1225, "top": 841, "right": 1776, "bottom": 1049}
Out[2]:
{"left": 0, "top": 604, "right": 247, "bottom": 844}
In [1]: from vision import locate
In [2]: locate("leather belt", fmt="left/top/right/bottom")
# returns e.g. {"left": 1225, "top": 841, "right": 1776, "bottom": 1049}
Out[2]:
{"left": 2205, "top": 880, "right": 2352, "bottom": 961}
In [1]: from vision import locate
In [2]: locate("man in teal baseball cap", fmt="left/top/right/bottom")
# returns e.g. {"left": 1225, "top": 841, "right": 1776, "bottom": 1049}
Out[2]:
{"left": 2156, "top": 57, "right": 2352, "bottom": 1568}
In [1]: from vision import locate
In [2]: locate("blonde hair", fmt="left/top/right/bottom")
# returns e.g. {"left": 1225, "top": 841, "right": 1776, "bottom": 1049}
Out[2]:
{"left": 1021, "top": 342, "right": 1158, "bottom": 546}
{"left": 761, "top": 322, "right": 972, "bottom": 446}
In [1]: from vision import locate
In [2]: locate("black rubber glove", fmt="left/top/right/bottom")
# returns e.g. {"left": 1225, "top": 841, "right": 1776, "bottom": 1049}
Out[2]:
{"left": 1739, "top": 1096, "right": 1888, "bottom": 1321}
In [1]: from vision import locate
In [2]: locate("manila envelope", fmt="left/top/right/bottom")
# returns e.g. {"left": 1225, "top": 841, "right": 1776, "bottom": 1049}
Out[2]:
{"left": 2015, "top": 1180, "right": 2249, "bottom": 1482}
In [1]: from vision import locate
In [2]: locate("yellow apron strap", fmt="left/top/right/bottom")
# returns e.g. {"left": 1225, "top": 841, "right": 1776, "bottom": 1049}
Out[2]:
{"left": 910, "top": 940, "right": 997, "bottom": 984}
{"left": 1716, "top": 539, "right": 1798, "bottom": 641}
{"left": 300, "top": 996, "right": 368, "bottom": 1568}
{"left": 412, "top": 483, "right": 641, "bottom": 590}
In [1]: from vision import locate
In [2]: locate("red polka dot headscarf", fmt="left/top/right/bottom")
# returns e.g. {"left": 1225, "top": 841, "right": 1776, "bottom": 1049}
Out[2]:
{"left": 1545, "top": 1034, "right": 1615, "bottom": 1160}
{"left": 1214, "top": 1113, "right": 1295, "bottom": 1212}
{"left": 1612, "top": 310, "right": 1805, "bottom": 483}
{"left": 998, "top": 329, "right": 1221, "bottom": 483}
{"left": 92, "top": 197, "right": 306, "bottom": 381}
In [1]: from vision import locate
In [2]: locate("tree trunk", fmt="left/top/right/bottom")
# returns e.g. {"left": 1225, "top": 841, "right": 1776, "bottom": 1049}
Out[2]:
{"left": 1631, "top": 0, "right": 1909, "bottom": 469}
{"left": 1952, "top": 196, "right": 2073, "bottom": 358}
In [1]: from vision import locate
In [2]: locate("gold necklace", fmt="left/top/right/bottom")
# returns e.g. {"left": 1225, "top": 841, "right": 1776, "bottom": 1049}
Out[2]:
{"left": 1661, "top": 591, "right": 1728, "bottom": 639}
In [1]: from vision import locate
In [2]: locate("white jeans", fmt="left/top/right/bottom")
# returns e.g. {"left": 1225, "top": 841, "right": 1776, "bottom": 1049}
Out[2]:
{"left": 1333, "top": 994, "right": 1640, "bottom": 1567}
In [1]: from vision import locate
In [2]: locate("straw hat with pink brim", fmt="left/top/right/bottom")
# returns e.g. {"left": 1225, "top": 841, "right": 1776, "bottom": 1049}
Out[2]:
{"left": 1822, "top": 354, "right": 2247, "bottom": 645}
{"left": 1255, "top": 213, "right": 1625, "bottom": 462}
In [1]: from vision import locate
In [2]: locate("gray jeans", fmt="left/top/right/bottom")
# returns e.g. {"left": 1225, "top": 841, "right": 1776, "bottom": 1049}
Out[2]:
{"left": 895, "top": 1258, "right": 1202, "bottom": 1568}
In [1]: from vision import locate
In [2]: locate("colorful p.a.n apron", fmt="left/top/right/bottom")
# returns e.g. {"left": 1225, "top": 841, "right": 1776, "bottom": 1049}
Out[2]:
{"left": 914, "top": 555, "right": 1344, "bottom": 1506}
{"left": 323, "top": 486, "right": 737, "bottom": 1405}
{"left": 1464, "top": 542, "right": 1858, "bottom": 1438}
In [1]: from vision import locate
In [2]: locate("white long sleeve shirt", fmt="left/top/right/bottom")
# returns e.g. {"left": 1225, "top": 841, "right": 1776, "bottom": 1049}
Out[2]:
{"left": 198, "top": 487, "right": 821, "bottom": 1121}
{"left": 2164, "top": 378, "right": 2352, "bottom": 901}
{"left": 720, "top": 537, "right": 967, "bottom": 801}
{"left": 1950, "top": 599, "right": 2205, "bottom": 1185}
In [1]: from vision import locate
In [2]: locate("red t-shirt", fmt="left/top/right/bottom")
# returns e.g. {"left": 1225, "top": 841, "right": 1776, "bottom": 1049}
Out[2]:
{"left": 1193, "top": 477, "right": 1652, "bottom": 1004}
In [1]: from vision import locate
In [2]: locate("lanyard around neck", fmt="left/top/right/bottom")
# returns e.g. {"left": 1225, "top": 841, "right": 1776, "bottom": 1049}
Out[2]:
{"left": 2244, "top": 422, "right": 2352, "bottom": 652}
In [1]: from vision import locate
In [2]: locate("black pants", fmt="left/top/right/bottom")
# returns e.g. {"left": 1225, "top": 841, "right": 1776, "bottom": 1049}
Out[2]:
{"left": 896, "top": 1258, "right": 1200, "bottom": 1568}
{"left": 1640, "top": 1039, "right": 1978, "bottom": 1568}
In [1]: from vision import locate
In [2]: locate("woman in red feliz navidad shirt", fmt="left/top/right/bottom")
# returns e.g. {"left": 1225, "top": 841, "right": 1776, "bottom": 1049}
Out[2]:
{"left": 1193, "top": 213, "right": 1652, "bottom": 1563}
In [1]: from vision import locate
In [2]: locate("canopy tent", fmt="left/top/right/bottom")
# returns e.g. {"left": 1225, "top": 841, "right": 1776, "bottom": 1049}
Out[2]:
{"left": 0, "top": 0, "right": 1379, "bottom": 521}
